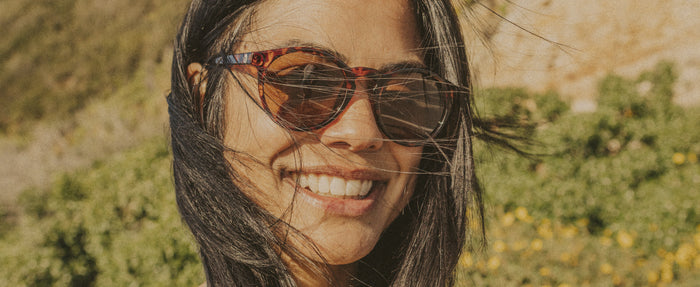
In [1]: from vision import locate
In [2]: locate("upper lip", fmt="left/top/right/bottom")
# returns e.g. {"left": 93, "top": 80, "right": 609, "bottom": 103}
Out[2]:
{"left": 283, "top": 166, "right": 389, "bottom": 181}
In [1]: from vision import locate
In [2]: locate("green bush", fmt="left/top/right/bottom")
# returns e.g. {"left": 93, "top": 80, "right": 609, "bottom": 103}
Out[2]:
{"left": 0, "top": 139, "right": 202, "bottom": 286}
{"left": 465, "top": 61, "right": 700, "bottom": 285}
{"left": 1, "top": 61, "right": 697, "bottom": 285}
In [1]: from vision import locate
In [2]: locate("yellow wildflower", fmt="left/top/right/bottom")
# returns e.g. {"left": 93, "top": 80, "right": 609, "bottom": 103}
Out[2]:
{"left": 538, "top": 223, "right": 554, "bottom": 239}
{"left": 635, "top": 258, "right": 647, "bottom": 267}
{"left": 672, "top": 152, "right": 685, "bottom": 165}
{"left": 616, "top": 230, "right": 635, "bottom": 249}
{"left": 560, "top": 252, "right": 573, "bottom": 264}
{"left": 514, "top": 207, "right": 533, "bottom": 223}
{"left": 661, "top": 262, "right": 674, "bottom": 283}
{"left": 599, "top": 236, "right": 613, "bottom": 247}
{"left": 530, "top": 238, "right": 544, "bottom": 251}
{"left": 493, "top": 240, "right": 507, "bottom": 253}
{"left": 487, "top": 257, "right": 501, "bottom": 271}
{"left": 511, "top": 240, "right": 528, "bottom": 251}
{"left": 539, "top": 267, "right": 551, "bottom": 276}
{"left": 676, "top": 243, "right": 697, "bottom": 268}
{"left": 599, "top": 263, "right": 613, "bottom": 275}
{"left": 603, "top": 228, "right": 613, "bottom": 237}
{"left": 560, "top": 225, "right": 579, "bottom": 239}
{"left": 612, "top": 275, "right": 623, "bottom": 286}
{"left": 501, "top": 212, "right": 515, "bottom": 227}
{"left": 647, "top": 270, "right": 659, "bottom": 284}
{"left": 664, "top": 252, "right": 675, "bottom": 263}
{"left": 541, "top": 218, "right": 552, "bottom": 226}
{"left": 612, "top": 274, "right": 625, "bottom": 286}
{"left": 459, "top": 252, "right": 474, "bottom": 268}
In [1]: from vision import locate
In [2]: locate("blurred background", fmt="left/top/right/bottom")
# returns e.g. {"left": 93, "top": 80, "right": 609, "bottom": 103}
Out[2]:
{"left": 0, "top": 0, "right": 698, "bottom": 285}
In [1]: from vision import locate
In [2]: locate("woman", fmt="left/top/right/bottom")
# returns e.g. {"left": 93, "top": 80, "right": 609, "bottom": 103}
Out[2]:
{"left": 168, "top": 0, "right": 484, "bottom": 286}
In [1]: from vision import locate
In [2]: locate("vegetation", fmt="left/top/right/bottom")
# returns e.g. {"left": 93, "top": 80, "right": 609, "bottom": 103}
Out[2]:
{"left": 461, "top": 62, "right": 700, "bottom": 286}
{"left": 0, "top": 61, "right": 697, "bottom": 285}
{"left": 1, "top": 139, "right": 203, "bottom": 286}
{"left": 0, "top": 0, "right": 188, "bottom": 134}
{"left": 1, "top": 0, "right": 697, "bottom": 285}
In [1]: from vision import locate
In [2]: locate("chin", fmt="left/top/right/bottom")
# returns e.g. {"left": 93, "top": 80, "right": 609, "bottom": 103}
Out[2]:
{"left": 317, "top": 241, "right": 377, "bottom": 265}
{"left": 294, "top": 220, "right": 384, "bottom": 265}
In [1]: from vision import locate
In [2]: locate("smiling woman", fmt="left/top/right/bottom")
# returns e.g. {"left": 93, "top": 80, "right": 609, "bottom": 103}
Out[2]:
{"left": 168, "top": 0, "right": 483, "bottom": 286}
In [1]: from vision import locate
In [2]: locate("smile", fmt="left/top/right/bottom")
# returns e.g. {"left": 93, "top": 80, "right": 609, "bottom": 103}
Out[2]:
{"left": 295, "top": 173, "right": 373, "bottom": 198}
{"left": 282, "top": 168, "right": 389, "bottom": 216}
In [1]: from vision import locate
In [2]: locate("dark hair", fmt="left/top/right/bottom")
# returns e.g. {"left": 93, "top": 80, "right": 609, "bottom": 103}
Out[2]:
{"left": 168, "top": 0, "right": 484, "bottom": 286}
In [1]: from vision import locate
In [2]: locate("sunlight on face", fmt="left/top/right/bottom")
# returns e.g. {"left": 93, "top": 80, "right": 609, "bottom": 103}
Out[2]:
{"left": 222, "top": 0, "right": 424, "bottom": 267}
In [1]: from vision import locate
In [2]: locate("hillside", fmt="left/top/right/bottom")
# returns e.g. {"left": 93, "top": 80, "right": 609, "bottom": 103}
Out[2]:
{"left": 3, "top": 0, "right": 699, "bottom": 206}
{"left": 0, "top": 0, "right": 698, "bottom": 286}
{"left": 0, "top": 0, "right": 189, "bottom": 204}
{"left": 0, "top": 0, "right": 700, "bottom": 207}
{"left": 465, "top": 0, "right": 700, "bottom": 110}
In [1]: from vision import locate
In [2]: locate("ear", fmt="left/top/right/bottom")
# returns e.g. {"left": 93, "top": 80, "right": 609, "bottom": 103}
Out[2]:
{"left": 187, "top": 62, "right": 207, "bottom": 97}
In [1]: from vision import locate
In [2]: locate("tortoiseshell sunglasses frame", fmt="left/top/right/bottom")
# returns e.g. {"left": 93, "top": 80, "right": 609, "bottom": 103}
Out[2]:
{"left": 209, "top": 46, "right": 460, "bottom": 145}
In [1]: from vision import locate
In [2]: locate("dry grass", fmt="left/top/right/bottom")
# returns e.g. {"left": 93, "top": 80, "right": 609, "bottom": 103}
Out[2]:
{"left": 0, "top": 0, "right": 187, "bottom": 206}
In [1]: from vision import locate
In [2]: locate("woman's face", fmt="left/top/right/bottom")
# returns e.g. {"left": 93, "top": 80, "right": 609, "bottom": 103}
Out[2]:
{"left": 223, "top": 0, "right": 423, "bottom": 265}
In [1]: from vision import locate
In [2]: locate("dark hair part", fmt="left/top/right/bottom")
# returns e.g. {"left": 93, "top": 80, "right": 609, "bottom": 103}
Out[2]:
{"left": 168, "top": 0, "right": 484, "bottom": 286}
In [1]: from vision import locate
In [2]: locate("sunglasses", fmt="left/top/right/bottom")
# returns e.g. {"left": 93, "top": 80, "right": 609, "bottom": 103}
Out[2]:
{"left": 210, "top": 46, "right": 463, "bottom": 146}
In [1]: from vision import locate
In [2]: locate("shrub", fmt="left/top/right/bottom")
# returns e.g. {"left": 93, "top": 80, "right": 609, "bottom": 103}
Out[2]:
{"left": 466, "top": 61, "right": 700, "bottom": 285}
{"left": 0, "top": 139, "right": 202, "bottom": 286}
{"left": 1, "top": 61, "right": 697, "bottom": 285}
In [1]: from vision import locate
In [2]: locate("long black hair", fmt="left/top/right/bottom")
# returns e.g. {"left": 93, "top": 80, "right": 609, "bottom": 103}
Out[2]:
{"left": 168, "top": 0, "right": 484, "bottom": 286}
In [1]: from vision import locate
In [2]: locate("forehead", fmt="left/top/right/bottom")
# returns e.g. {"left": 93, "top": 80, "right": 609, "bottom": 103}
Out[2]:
{"left": 240, "top": 0, "right": 423, "bottom": 67}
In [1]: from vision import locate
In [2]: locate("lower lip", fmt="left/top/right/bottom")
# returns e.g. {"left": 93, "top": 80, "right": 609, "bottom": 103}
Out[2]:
{"left": 284, "top": 178, "right": 381, "bottom": 217}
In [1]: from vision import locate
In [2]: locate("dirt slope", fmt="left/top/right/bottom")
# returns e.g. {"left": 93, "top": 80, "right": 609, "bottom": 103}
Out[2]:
{"left": 466, "top": 0, "right": 700, "bottom": 111}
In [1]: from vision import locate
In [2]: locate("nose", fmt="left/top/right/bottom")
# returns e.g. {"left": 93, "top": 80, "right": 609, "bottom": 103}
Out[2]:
{"left": 318, "top": 94, "right": 384, "bottom": 152}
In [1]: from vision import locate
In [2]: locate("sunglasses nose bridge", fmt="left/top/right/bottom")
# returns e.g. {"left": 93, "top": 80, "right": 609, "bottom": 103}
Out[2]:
{"left": 350, "top": 66, "right": 377, "bottom": 77}
{"left": 347, "top": 67, "right": 380, "bottom": 97}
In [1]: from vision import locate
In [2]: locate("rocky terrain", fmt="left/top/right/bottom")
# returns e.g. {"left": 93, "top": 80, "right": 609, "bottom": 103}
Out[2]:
{"left": 466, "top": 0, "right": 700, "bottom": 111}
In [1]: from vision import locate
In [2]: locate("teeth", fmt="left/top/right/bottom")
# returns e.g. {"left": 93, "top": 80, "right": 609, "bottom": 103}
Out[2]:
{"left": 346, "top": 180, "right": 362, "bottom": 196}
{"left": 360, "top": 180, "right": 371, "bottom": 196}
{"left": 308, "top": 174, "right": 318, "bottom": 192}
{"left": 295, "top": 174, "right": 374, "bottom": 198}
{"left": 330, "top": 177, "right": 345, "bottom": 196}
{"left": 318, "top": 175, "right": 330, "bottom": 194}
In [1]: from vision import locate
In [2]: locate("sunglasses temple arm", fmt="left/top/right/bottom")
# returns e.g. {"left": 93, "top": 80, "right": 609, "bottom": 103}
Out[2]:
{"left": 213, "top": 52, "right": 255, "bottom": 65}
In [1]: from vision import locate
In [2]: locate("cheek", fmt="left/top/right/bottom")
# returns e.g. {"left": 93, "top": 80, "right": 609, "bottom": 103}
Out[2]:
{"left": 387, "top": 144, "right": 423, "bottom": 220}
{"left": 222, "top": 84, "right": 297, "bottom": 215}
{"left": 394, "top": 145, "right": 423, "bottom": 172}
{"left": 222, "top": 81, "right": 294, "bottom": 162}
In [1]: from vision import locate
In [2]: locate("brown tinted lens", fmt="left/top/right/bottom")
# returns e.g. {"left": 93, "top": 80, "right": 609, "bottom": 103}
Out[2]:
{"left": 262, "top": 51, "right": 346, "bottom": 129}
{"left": 376, "top": 72, "right": 446, "bottom": 141}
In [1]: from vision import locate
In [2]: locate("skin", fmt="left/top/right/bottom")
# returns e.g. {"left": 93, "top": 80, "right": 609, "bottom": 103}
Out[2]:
{"left": 190, "top": 0, "right": 424, "bottom": 285}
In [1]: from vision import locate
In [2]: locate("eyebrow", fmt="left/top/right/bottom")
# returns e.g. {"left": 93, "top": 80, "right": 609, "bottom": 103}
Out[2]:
{"left": 278, "top": 39, "right": 428, "bottom": 72}
{"left": 279, "top": 40, "right": 349, "bottom": 63}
